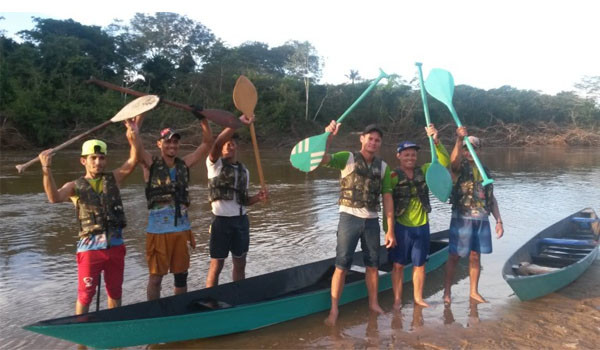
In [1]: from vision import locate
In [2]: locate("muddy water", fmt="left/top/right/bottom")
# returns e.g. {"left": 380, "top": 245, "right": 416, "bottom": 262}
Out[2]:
{"left": 1, "top": 146, "right": 599, "bottom": 349}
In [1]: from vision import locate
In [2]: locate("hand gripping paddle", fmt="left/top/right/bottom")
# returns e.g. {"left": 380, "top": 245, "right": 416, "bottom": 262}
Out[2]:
{"left": 415, "top": 63, "right": 452, "bottom": 202}
{"left": 290, "top": 69, "right": 389, "bottom": 172}
{"left": 424, "top": 68, "right": 494, "bottom": 186}
{"left": 15, "top": 95, "right": 160, "bottom": 174}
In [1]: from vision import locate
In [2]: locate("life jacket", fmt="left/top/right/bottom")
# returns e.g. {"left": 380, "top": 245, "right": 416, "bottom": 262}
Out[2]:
{"left": 75, "top": 173, "right": 126, "bottom": 240}
{"left": 208, "top": 160, "right": 249, "bottom": 205}
{"left": 339, "top": 152, "right": 382, "bottom": 212}
{"left": 392, "top": 167, "right": 431, "bottom": 217}
{"left": 450, "top": 159, "right": 493, "bottom": 214}
{"left": 145, "top": 156, "right": 190, "bottom": 225}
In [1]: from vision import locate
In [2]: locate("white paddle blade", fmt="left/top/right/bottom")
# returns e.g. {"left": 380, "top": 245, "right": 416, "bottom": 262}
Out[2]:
{"left": 110, "top": 95, "right": 160, "bottom": 122}
{"left": 289, "top": 133, "right": 329, "bottom": 172}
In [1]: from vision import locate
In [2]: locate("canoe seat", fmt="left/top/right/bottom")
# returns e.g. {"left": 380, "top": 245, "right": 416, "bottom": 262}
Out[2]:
{"left": 188, "top": 297, "right": 233, "bottom": 312}
{"left": 571, "top": 217, "right": 600, "bottom": 223}
{"left": 539, "top": 238, "right": 595, "bottom": 248}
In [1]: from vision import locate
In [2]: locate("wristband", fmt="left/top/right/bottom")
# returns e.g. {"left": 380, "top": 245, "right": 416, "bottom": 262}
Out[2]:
{"left": 190, "top": 105, "right": 205, "bottom": 120}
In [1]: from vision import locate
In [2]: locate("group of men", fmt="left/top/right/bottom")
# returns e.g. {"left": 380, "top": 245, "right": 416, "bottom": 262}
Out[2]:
{"left": 319, "top": 120, "right": 503, "bottom": 325}
{"left": 38, "top": 107, "right": 503, "bottom": 325}
{"left": 38, "top": 110, "right": 266, "bottom": 316}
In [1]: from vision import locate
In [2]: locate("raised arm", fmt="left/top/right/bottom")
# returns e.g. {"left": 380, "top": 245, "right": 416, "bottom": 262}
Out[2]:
{"left": 38, "top": 150, "right": 75, "bottom": 203}
{"left": 183, "top": 117, "right": 213, "bottom": 168}
{"left": 208, "top": 114, "right": 254, "bottom": 163}
{"left": 319, "top": 120, "right": 341, "bottom": 166}
{"left": 450, "top": 126, "right": 468, "bottom": 174}
{"left": 113, "top": 117, "right": 142, "bottom": 186}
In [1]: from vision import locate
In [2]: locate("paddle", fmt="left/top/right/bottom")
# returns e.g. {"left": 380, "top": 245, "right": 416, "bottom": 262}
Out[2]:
{"left": 87, "top": 77, "right": 242, "bottom": 129}
{"left": 96, "top": 273, "right": 101, "bottom": 312}
{"left": 290, "top": 69, "right": 389, "bottom": 172}
{"left": 15, "top": 95, "right": 160, "bottom": 174}
{"left": 424, "top": 68, "right": 494, "bottom": 186}
{"left": 415, "top": 63, "right": 453, "bottom": 202}
{"left": 232, "top": 75, "right": 266, "bottom": 191}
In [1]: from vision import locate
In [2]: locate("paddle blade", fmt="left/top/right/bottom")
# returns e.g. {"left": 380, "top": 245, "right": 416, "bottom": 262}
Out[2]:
{"left": 233, "top": 75, "right": 258, "bottom": 117}
{"left": 289, "top": 133, "right": 329, "bottom": 172}
{"left": 424, "top": 68, "right": 455, "bottom": 108}
{"left": 425, "top": 161, "right": 453, "bottom": 202}
{"left": 110, "top": 95, "right": 160, "bottom": 122}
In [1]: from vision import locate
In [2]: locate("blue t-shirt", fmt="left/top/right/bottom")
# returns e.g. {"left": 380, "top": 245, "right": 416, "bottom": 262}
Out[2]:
{"left": 146, "top": 167, "right": 191, "bottom": 233}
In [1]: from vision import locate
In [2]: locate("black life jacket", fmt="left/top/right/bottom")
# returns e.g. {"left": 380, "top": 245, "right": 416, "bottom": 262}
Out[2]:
{"left": 75, "top": 173, "right": 126, "bottom": 240}
{"left": 208, "top": 160, "right": 249, "bottom": 206}
{"left": 145, "top": 156, "right": 190, "bottom": 225}
{"left": 339, "top": 152, "right": 382, "bottom": 212}
{"left": 451, "top": 159, "right": 494, "bottom": 214}
{"left": 392, "top": 167, "right": 431, "bottom": 217}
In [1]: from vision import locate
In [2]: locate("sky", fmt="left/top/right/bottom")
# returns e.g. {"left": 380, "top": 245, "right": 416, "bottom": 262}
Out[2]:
{"left": 1, "top": 0, "right": 599, "bottom": 95}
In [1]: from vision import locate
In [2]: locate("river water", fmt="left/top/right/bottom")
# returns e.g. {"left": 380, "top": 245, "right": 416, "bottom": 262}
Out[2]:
{"left": 1, "top": 146, "right": 599, "bottom": 349}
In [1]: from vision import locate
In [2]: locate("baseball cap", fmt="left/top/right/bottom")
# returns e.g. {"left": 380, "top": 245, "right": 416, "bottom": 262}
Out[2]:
{"left": 159, "top": 128, "right": 181, "bottom": 140}
{"left": 462, "top": 136, "right": 481, "bottom": 148}
{"left": 361, "top": 124, "right": 383, "bottom": 137}
{"left": 396, "top": 141, "right": 420, "bottom": 153}
{"left": 81, "top": 139, "right": 107, "bottom": 156}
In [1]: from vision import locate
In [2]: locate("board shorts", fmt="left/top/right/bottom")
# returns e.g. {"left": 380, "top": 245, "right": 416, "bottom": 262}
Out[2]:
{"left": 76, "top": 244, "right": 126, "bottom": 306}
{"left": 449, "top": 216, "right": 492, "bottom": 257}
{"left": 146, "top": 230, "right": 195, "bottom": 275}
{"left": 335, "top": 212, "right": 380, "bottom": 270}
{"left": 388, "top": 222, "right": 430, "bottom": 267}
{"left": 209, "top": 215, "right": 250, "bottom": 259}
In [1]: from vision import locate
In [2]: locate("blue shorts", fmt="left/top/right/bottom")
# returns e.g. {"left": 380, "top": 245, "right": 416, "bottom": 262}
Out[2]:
{"left": 449, "top": 216, "right": 492, "bottom": 257}
{"left": 335, "top": 212, "right": 380, "bottom": 270}
{"left": 209, "top": 215, "right": 250, "bottom": 259}
{"left": 388, "top": 222, "right": 430, "bottom": 267}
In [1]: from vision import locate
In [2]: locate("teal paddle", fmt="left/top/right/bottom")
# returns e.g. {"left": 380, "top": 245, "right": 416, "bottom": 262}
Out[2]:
{"left": 424, "top": 68, "right": 494, "bottom": 186}
{"left": 415, "top": 63, "right": 452, "bottom": 202}
{"left": 290, "top": 69, "right": 389, "bottom": 172}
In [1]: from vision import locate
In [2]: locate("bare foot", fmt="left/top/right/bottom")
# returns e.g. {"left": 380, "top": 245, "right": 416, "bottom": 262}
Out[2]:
{"left": 414, "top": 299, "right": 430, "bottom": 307}
{"left": 324, "top": 309, "right": 338, "bottom": 326}
{"left": 392, "top": 300, "right": 403, "bottom": 310}
{"left": 470, "top": 293, "right": 488, "bottom": 303}
{"left": 369, "top": 303, "right": 385, "bottom": 315}
{"left": 443, "top": 292, "right": 451, "bottom": 305}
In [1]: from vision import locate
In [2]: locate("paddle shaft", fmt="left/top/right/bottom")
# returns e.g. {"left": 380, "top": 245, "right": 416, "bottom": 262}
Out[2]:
{"left": 96, "top": 273, "right": 101, "bottom": 312}
{"left": 249, "top": 124, "right": 266, "bottom": 191}
{"left": 335, "top": 69, "right": 388, "bottom": 124}
{"left": 15, "top": 120, "right": 112, "bottom": 173}
{"left": 415, "top": 63, "right": 438, "bottom": 163}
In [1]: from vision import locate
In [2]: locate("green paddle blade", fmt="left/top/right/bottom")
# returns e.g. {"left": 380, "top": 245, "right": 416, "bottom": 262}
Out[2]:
{"left": 290, "top": 132, "right": 330, "bottom": 172}
{"left": 426, "top": 161, "right": 452, "bottom": 202}
{"left": 424, "top": 68, "right": 455, "bottom": 113}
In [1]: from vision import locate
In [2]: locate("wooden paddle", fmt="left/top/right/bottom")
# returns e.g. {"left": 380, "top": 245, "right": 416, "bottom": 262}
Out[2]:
{"left": 15, "top": 95, "right": 160, "bottom": 174}
{"left": 289, "top": 69, "right": 389, "bottom": 172}
{"left": 232, "top": 75, "right": 266, "bottom": 191}
{"left": 424, "top": 68, "right": 494, "bottom": 186}
{"left": 87, "top": 77, "right": 242, "bottom": 129}
{"left": 415, "top": 63, "right": 452, "bottom": 202}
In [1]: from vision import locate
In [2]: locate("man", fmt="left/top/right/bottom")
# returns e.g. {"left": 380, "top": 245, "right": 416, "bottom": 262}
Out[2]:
{"left": 37, "top": 118, "right": 140, "bottom": 315}
{"left": 319, "top": 121, "right": 396, "bottom": 326}
{"left": 388, "top": 124, "right": 449, "bottom": 309}
{"left": 205, "top": 115, "right": 268, "bottom": 287}
{"left": 137, "top": 112, "right": 213, "bottom": 300}
{"left": 443, "top": 126, "right": 504, "bottom": 304}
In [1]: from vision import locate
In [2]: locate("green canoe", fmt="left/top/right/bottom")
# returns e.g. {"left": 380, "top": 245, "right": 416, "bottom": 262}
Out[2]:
{"left": 502, "top": 208, "right": 599, "bottom": 301}
{"left": 24, "top": 231, "right": 450, "bottom": 348}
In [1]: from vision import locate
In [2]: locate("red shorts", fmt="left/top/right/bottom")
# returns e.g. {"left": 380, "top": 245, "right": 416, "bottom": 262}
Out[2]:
{"left": 76, "top": 245, "right": 126, "bottom": 306}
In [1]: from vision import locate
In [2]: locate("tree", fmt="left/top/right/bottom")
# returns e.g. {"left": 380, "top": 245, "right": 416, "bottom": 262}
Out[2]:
{"left": 575, "top": 76, "right": 600, "bottom": 107}
{"left": 282, "top": 41, "right": 322, "bottom": 120}
{"left": 345, "top": 69, "right": 361, "bottom": 84}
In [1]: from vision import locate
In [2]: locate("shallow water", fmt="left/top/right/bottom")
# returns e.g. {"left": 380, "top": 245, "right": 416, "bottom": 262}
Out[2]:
{"left": 1, "top": 146, "right": 599, "bottom": 349}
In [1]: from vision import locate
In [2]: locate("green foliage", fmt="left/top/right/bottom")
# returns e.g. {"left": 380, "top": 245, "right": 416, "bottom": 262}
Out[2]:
{"left": 1, "top": 13, "right": 599, "bottom": 148}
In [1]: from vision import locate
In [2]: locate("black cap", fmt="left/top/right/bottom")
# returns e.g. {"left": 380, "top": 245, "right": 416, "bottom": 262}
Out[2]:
{"left": 362, "top": 124, "right": 383, "bottom": 137}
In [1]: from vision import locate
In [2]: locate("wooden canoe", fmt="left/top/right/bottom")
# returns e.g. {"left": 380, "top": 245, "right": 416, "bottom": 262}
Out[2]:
{"left": 24, "top": 231, "right": 450, "bottom": 348}
{"left": 502, "top": 208, "right": 599, "bottom": 301}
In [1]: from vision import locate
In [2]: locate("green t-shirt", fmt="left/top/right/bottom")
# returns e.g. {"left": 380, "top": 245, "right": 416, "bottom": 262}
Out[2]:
{"left": 389, "top": 142, "right": 450, "bottom": 227}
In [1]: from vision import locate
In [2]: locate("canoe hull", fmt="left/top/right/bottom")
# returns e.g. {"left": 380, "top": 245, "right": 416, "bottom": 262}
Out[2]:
{"left": 502, "top": 208, "right": 599, "bottom": 301}
{"left": 26, "top": 233, "right": 449, "bottom": 348}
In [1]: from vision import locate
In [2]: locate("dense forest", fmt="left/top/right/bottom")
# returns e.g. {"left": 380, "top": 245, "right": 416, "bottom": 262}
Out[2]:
{"left": 1, "top": 13, "right": 599, "bottom": 149}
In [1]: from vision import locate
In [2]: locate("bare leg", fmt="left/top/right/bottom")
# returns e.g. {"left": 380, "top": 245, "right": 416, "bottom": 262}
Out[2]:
{"left": 365, "top": 267, "right": 384, "bottom": 314}
{"left": 75, "top": 301, "right": 90, "bottom": 315}
{"left": 469, "top": 251, "right": 486, "bottom": 303}
{"left": 391, "top": 263, "right": 404, "bottom": 310}
{"left": 107, "top": 297, "right": 121, "bottom": 309}
{"left": 232, "top": 255, "right": 247, "bottom": 282}
{"left": 443, "top": 254, "right": 460, "bottom": 304}
{"left": 412, "top": 265, "right": 429, "bottom": 307}
{"left": 206, "top": 259, "right": 225, "bottom": 288}
{"left": 174, "top": 286, "right": 187, "bottom": 295}
{"left": 147, "top": 274, "right": 163, "bottom": 301}
{"left": 325, "top": 267, "right": 346, "bottom": 326}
